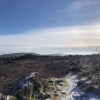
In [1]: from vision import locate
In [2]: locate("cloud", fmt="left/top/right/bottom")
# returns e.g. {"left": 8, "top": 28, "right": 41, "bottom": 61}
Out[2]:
{"left": 0, "top": 23, "right": 100, "bottom": 54}
{"left": 55, "top": 0, "right": 100, "bottom": 27}
{"left": 68, "top": 0, "right": 100, "bottom": 11}
{"left": 57, "top": 0, "right": 100, "bottom": 14}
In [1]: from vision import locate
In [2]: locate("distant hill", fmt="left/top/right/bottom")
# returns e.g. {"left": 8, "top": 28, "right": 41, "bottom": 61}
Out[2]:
{"left": 0, "top": 53, "right": 38, "bottom": 58}
{"left": 0, "top": 52, "right": 66, "bottom": 58}
{"left": 48, "top": 53, "right": 66, "bottom": 56}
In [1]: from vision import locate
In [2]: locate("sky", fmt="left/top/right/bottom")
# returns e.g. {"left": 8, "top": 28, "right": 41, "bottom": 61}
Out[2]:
{"left": 0, "top": 0, "right": 100, "bottom": 55}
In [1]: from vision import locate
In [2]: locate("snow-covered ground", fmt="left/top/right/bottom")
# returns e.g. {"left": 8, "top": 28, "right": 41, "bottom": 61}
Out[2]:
{"left": 61, "top": 75, "right": 100, "bottom": 100}
{"left": 47, "top": 75, "right": 100, "bottom": 100}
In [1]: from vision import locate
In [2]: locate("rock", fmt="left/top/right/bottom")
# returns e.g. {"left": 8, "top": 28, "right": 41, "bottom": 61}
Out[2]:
{"left": 0, "top": 96, "right": 4, "bottom": 100}
{"left": 61, "top": 91, "right": 66, "bottom": 95}
{"left": 48, "top": 80, "right": 54, "bottom": 85}
{"left": 7, "top": 95, "right": 17, "bottom": 100}
{"left": 26, "top": 72, "right": 39, "bottom": 82}
{"left": 55, "top": 80, "right": 65, "bottom": 86}
{"left": 31, "top": 72, "right": 39, "bottom": 78}
{"left": 43, "top": 93, "right": 51, "bottom": 99}
{"left": 15, "top": 72, "right": 45, "bottom": 100}
{"left": 53, "top": 93, "right": 60, "bottom": 97}
{"left": 49, "top": 86, "right": 56, "bottom": 91}
{"left": 0, "top": 93, "right": 6, "bottom": 100}
{"left": 56, "top": 80, "right": 64, "bottom": 84}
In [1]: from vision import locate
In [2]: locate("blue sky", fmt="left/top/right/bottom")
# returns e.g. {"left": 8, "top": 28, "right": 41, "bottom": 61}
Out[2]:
{"left": 0, "top": 0, "right": 100, "bottom": 54}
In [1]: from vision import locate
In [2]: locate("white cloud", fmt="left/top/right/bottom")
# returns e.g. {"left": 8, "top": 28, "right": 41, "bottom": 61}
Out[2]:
{"left": 57, "top": 0, "right": 100, "bottom": 14}
{"left": 0, "top": 23, "right": 100, "bottom": 54}
{"left": 69, "top": 0, "right": 100, "bottom": 11}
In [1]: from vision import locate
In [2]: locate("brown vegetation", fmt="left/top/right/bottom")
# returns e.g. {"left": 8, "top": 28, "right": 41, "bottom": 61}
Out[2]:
{"left": 0, "top": 54, "right": 100, "bottom": 96}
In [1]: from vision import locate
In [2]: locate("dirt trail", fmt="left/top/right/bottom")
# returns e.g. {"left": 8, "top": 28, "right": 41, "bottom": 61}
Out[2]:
{"left": 47, "top": 74, "right": 100, "bottom": 100}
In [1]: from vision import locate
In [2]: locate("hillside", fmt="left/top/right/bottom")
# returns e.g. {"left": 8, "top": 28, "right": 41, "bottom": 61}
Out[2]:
{"left": 0, "top": 53, "right": 38, "bottom": 58}
{"left": 0, "top": 54, "right": 100, "bottom": 100}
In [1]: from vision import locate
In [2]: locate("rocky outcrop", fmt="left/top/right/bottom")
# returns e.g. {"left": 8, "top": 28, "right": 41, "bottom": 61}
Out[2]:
{"left": 0, "top": 72, "right": 50, "bottom": 100}
{"left": 15, "top": 72, "right": 49, "bottom": 100}
{"left": 1, "top": 72, "right": 99, "bottom": 100}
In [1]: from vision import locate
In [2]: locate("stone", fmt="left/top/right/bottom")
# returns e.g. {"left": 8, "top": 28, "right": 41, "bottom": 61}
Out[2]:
{"left": 7, "top": 95, "right": 17, "bottom": 100}
{"left": 0, "top": 96, "right": 4, "bottom": 100}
